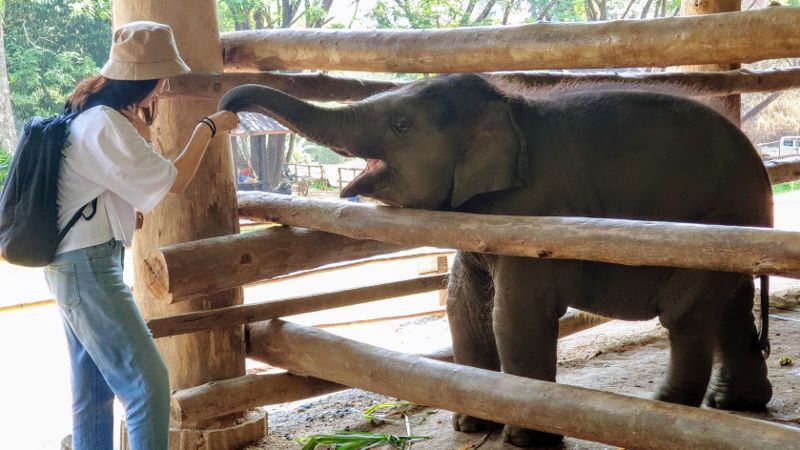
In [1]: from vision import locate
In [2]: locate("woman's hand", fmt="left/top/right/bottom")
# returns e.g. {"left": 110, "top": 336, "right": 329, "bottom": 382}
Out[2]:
{"left": 207, "top": 111, "right": 239, "bottom": 135}
{"left": 121, "top": 106, "right": 152, "bottom": 143}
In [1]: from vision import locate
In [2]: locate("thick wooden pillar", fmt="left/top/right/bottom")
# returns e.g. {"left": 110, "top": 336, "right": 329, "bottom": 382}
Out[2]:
{"left": 681, "top": 0, "right": 742, "bottom": 123}
{"left": 112, "top": 1, "right": 266, "bottom": 448}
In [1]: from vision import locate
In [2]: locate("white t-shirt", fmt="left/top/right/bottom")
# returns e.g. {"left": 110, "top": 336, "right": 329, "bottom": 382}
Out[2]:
{"left": 55, "top": 105, "right": 177, "bottom": 254}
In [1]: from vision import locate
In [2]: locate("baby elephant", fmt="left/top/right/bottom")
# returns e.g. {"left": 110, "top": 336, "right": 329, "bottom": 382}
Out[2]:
{"left": 220, "top": 74, "right": 773, "bottom": 447}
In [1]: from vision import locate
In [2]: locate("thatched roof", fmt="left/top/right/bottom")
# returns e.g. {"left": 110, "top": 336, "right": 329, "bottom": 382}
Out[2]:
{"left": 230, "top": 112, "right": 290, "bottom": 137}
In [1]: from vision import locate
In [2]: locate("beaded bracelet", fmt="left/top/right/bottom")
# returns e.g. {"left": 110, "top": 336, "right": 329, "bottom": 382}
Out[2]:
{"left": 198, "top": 117, "right": 217, "bottom": 138}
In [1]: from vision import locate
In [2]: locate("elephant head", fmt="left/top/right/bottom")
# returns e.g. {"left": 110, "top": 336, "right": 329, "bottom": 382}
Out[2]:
{"left": 219, "top": 74, "right": 529, "bottom": 209}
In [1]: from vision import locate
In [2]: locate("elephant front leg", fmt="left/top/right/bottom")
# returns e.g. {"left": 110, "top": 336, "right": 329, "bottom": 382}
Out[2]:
{"left": 447, "top": 253, "right": 503, "bottom": 434}
{"left": 492, "top": 258, "right": 574, "bottom": 447}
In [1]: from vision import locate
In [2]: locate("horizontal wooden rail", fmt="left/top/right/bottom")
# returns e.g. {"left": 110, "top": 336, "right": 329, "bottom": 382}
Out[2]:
{"left": 170, "top": 310, "right": 607, "bottom": 426}
{"left": 238, "top": 192, "right": 800, "bottom": 278}
{"left": 765, "top": 156, "right": 800, "bottom": 185}
{"left": 170, "top": 372, "right": 344, "bottom": 426}
{"left": 493, "top": 67, "right": 800, "bottom": 96}
{"left": 147, "top": 273, "right": 447, "bottom": 338}
{"left": 249, "top": 319, "right": 800, "bottom": 449}
{"left": 166, "top": 67, "right": 800, "bottom": 103}
{"left": 164, "top": 72, "right": 401, "bottom": 102}
{"left": 248, "top": 250, "right": 453, "bottom": 287}
{"left": 0, "top": 298, "right": 55, "bottom": 313}
{"left": 313, "top": 307, "right": 447, "bottom": 328}
{"left": 221, "top": 8, "right": 800, "bottom": 73}
{"left": 146, "top": 226, "right": 405, "bottom": 303}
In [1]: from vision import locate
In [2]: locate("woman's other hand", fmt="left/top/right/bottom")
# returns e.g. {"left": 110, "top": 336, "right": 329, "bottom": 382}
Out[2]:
{"left": 208, "top": 111, "right": 239, "bottom": 135}
{"left": 121, "top": 106, "right": 152, "bottom": 143}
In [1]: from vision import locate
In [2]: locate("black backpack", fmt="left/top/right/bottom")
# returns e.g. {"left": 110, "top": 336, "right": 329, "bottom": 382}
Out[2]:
{"left": 0, "top": 112, "right": 96, "bottom": 267}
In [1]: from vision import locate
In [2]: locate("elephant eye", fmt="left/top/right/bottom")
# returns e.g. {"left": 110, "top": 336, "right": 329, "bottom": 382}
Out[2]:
{"left": 392, "top": 115, "right": 410, "bottom": 133}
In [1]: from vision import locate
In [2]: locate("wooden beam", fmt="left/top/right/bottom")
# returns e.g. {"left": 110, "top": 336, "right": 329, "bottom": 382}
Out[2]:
{"left": 147, "top": 226, "right": 405, "bottom": 303}
{"left": 164, "top": 68, "right": 800, "bottom": 103}
{"left": 679, "top": 0, "right": 742, "bottom": 125}
{"left": 170, "top": 372, "right": 344, "bottom": 426}
{"left": 221, "top": 8, "right": 800, "bottom": 73}
{"left": 163, "top": 72, "right": 401, "bottom": 102}
{"left": 238, "top": 192, "right": 800, "bottom": 278}
{"left": 765, "top": 156, "right": 800, "bottom": 184}
{"left": 115, "top": 0, "right": 248, "bottom": 394}
{"left": 147, "top": 273, "right": 447, "bottom": 338}
{"left": 249, "top": 319, "right": 800, "bottom": 449}
{"left": 489, "top": 67, "right": 800, "bottom": 96}
{"left": 250, "top": 250, "right": 453, "bottom": 286}
{"left": 171, "top": 310, "right": 607, "bottom": 426}
{"left": 114, "top": 0, "right": 268, "bottom": 444}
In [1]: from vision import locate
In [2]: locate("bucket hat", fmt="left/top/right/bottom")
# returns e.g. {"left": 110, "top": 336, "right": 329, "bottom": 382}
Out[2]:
{"left": 100, "top": 21, "right": 190, "bottom": 80}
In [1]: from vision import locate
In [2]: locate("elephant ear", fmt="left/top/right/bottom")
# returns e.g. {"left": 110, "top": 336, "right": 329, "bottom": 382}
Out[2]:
{"left": 451, "top": 101, "right": 528, "bottom": 208}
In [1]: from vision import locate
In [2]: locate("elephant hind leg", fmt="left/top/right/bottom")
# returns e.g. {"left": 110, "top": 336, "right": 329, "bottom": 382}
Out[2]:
{"left": 655, "top": 271, "right": 725, "bottom": 407}
{"left": 447, "top": 252, "right": 503, "bottom": 434}
{"left": 655, "top": 329, "right": 714, "bottom": 407}
{"left": 704, "top": 277, "right": 772, "bottom": 411}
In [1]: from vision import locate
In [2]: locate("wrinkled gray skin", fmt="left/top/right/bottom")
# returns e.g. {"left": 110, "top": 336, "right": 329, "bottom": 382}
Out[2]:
{"left": 220, "top": 74, "right": 773, "bottom": 447}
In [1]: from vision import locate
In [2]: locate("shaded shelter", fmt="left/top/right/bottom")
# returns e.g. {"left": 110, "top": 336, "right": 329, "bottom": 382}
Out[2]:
{"left": 230, "top": 112, "right": 291, "bottom": 191}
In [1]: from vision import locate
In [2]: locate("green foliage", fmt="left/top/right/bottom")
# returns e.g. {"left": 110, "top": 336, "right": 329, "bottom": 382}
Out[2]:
{"left": 297, "top": 432, "right": 430, "bottom": 450}
{"left": 369, "top": 0, "right": 504, "bottom": 28}
{"left": 4, "top": 0, "right": 111, "bottom": 122}
{"left": 309, "top": 178, "right": 334, "bottom": 190}
{"left": 0, "top": 149, "right": 11, "bottom": 188}
{"left": 772, "top": 181, "right": 800, "bottom": 195}
{"left": 302, "top": 141, "right": 351, "bottom": 164}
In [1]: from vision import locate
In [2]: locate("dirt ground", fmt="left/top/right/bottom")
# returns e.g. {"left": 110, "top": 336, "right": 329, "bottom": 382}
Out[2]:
{"left": 243, "top": 281, "right": 800, "bottom": 450}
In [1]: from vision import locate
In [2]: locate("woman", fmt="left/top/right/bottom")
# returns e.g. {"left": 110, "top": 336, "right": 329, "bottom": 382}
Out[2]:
{"left": 44, "top": 21, "right": 238, "bottom": 450}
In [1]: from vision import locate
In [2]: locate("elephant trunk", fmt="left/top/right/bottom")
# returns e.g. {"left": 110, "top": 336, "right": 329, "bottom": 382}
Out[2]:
{"left": 219, "top": 84, "right": 363, "bottom": 155}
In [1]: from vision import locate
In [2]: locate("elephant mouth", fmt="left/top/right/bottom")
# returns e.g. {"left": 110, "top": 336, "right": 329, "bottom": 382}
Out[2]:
{"left": 340, "top": 158, "right": 388, "bottom": 199}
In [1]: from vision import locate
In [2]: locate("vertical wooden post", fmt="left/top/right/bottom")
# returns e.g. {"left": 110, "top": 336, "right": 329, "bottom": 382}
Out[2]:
{"left": 436, "top": 255, "right": 449, "bottom": 305}
{"left": 680, "top": 0, "right": 742, "bottom": 124}
{"left": 111, "top": 1, "right": 266, "bottom": 448}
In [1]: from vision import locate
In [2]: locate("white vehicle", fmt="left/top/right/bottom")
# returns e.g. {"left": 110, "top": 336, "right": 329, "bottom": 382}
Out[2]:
{"left": 779, "top": 136, "right": 800, "bottom": 156}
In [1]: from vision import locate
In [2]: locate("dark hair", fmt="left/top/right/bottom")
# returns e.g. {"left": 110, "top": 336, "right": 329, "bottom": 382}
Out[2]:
{"left": 67, "top": 75, "right": 160, "bottom": 122}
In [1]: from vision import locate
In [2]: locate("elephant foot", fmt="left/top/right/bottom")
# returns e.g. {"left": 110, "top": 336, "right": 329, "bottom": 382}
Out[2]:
{"left": 704, "top": 376, "right": 772, "bottom": 411}
{"left": 653, "top": 384, "right": 705, "bottom": 407}
{"left": 502, "top": 425, "right": 564, "bottom": 448}
{"left": 451, "top": 413, "right": 502, "bottom": 433}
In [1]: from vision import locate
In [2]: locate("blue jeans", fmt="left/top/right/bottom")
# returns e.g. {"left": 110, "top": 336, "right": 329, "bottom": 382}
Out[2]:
{"left": 44, "top": 239, "right": 169, "bottom": 450}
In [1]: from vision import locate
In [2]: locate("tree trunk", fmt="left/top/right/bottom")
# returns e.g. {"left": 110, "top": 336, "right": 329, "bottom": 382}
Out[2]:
{"left": 0, "top": 22, "right": 17, "bottom": 152}
{"left": 113, "top": 1, "right": 265, "bottom": 446}
{"left": 680, "top": 0, "right": 742, "bottom": 124}
{"left": 249, "top": 134, "right": 267, "bottom": 187}
{"left": 265, "top": 134, "right": 286, "bottom": 189}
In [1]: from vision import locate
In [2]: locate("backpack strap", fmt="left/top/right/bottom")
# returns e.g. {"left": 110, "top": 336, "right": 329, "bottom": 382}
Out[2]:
{"left": 55, "top": 198, "right": 98, "bottom": 246}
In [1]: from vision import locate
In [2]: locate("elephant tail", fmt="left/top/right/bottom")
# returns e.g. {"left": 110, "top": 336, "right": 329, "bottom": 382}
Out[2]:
{"left": 758, "top": 275, "right": 771, "bottom": 359}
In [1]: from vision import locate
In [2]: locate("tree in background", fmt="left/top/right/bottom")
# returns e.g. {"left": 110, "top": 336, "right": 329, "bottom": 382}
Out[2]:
{"left": 0, "top": 1, "right": 16, "bottom": 154}
{"left": 218, "top": 0, "right": 337, "bottom": 31}
{"left": 4, "top": 0, "right": 111, "bottom": 124}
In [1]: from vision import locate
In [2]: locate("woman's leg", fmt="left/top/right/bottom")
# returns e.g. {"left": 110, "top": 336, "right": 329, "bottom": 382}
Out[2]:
{"left": 47, "top": 240, "right": 170, "bottom": 450}
{"left": 60, "top": 312, "right": 115, "bottom": 449}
